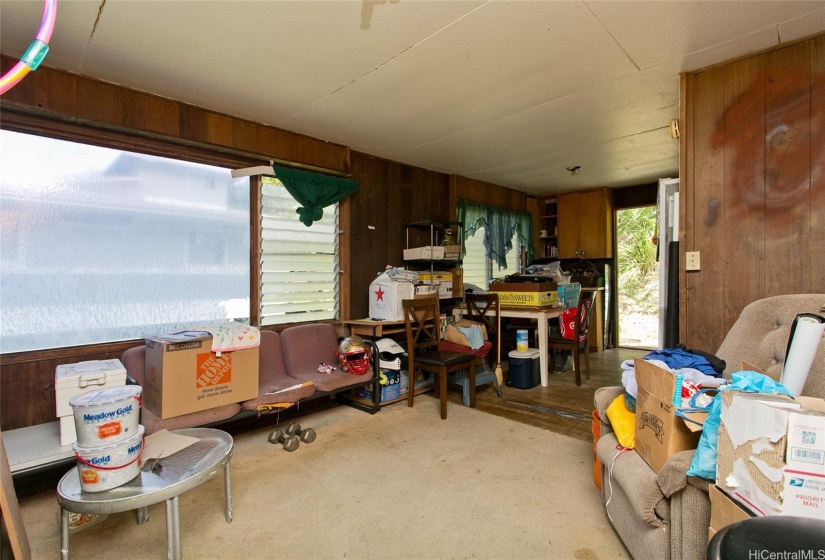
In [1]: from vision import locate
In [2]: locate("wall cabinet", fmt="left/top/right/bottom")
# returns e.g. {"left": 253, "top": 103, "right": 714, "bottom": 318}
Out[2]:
{"left": 557, "top": 187, "right": 614, "bottom": 259}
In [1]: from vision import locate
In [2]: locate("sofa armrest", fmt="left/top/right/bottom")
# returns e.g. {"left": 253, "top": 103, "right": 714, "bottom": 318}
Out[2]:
{"left": 594, "top": 386, "right": 624, "bottom": 423}
{"left": 657, "top": 448, "right": 698, "bottom": 498}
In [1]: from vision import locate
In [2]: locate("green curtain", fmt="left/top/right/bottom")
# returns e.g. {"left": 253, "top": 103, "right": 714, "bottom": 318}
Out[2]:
{"left": 457, "top": 199, "right": 535, "bottom": 269}
{"left": 273, "top": 164, "right": 359, "bottom": 226}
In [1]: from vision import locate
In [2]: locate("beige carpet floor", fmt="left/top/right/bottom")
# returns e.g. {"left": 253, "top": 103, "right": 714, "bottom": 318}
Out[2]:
{"left": 20, "top": 397, "right": 628, "bottom": 560}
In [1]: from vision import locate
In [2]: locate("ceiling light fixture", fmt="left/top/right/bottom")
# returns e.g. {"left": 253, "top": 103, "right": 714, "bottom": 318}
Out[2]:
{"left": 566, "top": 165, "right": 581, "bottom": 176}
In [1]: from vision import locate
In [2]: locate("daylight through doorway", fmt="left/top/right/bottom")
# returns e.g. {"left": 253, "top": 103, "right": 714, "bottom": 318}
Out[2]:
{"left": 616, "top": 206, "right": 659, "bottom": 349}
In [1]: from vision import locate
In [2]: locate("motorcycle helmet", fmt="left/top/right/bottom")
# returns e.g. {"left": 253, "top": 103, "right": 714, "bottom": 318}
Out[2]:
{"left": 335, "top": 336, "right": 372, "bottom": 374}
{"left": 375, "top": 338, "right": 407, "bottom": 371}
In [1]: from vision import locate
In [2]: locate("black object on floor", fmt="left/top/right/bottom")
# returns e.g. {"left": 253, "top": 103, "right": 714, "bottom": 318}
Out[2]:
{"left": 707, "top": 516, "right": 825, "bottom": 560}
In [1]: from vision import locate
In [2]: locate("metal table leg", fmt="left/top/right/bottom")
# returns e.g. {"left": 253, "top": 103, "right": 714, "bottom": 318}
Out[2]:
{"left": 224, "top": 462, "right": 233, "bottom": 523}
{"left": 60, "top": 508, "right": 70, "bottom": 560}
{"left": 137, "top": 506, "right": 149, "bottom": 525}
{"left": 165, "top": 496, "right": 181, "bottom": 560}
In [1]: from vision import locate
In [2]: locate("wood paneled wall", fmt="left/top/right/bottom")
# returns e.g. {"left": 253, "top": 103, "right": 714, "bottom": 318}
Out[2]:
{"left": 680, "top": 34, "right": 825, "bottom": 353}
{"left": 0, "top": 59, "right": 524, "bottom": 429}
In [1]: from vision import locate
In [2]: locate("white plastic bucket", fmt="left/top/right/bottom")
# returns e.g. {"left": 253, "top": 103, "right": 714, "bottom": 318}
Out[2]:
{"left": 69, "top": 385, "right": 142, "bottom": 447}
{"left": 516, "top": 329, "right": 529, "bottom": 351}
{"left": 73, "top": 425, "right": 144, "bottom": 492}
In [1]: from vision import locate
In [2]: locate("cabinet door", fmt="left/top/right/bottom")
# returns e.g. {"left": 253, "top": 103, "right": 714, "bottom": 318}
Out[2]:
{"left": 578, "top": 189, "right": 609, "bottom": 258}
{"left": 557, "top": 192, "right": 580, "bottom": 259}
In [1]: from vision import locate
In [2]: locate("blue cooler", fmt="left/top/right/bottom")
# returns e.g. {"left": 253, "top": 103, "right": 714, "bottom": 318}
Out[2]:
{"left": 507, "top": 349, "right": 540, "bottom": 389}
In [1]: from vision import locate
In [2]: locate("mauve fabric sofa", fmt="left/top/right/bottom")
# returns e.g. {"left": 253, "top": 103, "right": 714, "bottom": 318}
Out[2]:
{"left": 122, "top": 324, "right": 376, "bottom": 435}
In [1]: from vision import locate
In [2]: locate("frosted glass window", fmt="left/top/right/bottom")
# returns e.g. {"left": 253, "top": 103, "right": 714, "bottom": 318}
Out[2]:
{"left": 0, "top": 130, "right": 250, "bottom": 352}
{"left": 260, "top": 177, "right": 338, "bottom": 325}
{"left": 462, "top": 226, "right": 520, "bottom": 290}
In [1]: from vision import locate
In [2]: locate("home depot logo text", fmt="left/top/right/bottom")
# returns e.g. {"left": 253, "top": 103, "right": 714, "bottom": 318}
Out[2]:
{"left": 196, "top": 353, "right": 232, "bottom": 388}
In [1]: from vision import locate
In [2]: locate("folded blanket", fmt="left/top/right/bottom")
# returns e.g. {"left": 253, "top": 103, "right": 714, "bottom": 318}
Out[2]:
{"left": 186, "top": 322, "right": 260, "bottom": 355}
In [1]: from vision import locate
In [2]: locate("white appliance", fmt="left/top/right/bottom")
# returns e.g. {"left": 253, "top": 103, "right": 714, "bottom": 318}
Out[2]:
{"left": 657, "top": 178, "right": 680, "bottom": 349}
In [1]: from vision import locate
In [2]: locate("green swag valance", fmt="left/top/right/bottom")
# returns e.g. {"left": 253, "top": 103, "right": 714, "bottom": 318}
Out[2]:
{"left": 273, "top": 164, "right": 359, "bottom": 227}
{"left": 457, "top": 199, "right": 535, "bottom": 269}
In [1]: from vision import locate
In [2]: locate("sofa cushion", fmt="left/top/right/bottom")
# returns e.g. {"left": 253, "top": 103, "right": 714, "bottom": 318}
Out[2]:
{"left": 597, "top": 432, "right": 670, "bottom": 527}
{"left": 140, "top": 403, "right": 242, "bottom": 436}
{"left": 241, "top": 330, "right": 318, "bottom": 409}
{"left": 281, "top": 323, "right": 374, "bottom": 392}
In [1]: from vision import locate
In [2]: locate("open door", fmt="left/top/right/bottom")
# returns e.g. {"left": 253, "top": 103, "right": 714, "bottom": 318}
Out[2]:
{"left": 616, "top": 205, "right": 660, "bottom": 349}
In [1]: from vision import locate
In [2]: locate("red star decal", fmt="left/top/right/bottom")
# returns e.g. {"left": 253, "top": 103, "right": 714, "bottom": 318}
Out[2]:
{"left": 375, "top": 286, "right": 385, "bottom": 301}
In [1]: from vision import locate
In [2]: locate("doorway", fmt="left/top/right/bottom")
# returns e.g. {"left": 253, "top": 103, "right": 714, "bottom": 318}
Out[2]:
{"left": 616, "top": 206, "right": 659, "bottom": 349}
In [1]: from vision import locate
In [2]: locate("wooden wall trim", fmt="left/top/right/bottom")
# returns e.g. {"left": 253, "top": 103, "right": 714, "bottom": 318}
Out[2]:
{"left": 0, "top": 54, "right": 350, "bottom": 175}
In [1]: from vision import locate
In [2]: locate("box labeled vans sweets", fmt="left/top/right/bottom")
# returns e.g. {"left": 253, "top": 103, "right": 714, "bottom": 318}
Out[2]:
{"left": 716, "top": 391, "right": 825, "bottom": 519}
{"left": 489, "top": 281, "right": 558, "bottom": 308}
{"left": 633, "top": 358, "right": 701, "bottom": 473}
{"left": 143, "top": 332, "right": 259, "bottom": 419}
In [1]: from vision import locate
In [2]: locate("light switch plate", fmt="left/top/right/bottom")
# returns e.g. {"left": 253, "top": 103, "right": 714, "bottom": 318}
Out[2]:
{"left": 686, "top": 251, "right": 701, "bottom": 271}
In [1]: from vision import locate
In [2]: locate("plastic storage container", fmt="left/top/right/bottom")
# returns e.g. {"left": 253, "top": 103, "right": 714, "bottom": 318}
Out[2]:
{"left": 557, "top": 283, "right": 581, "bottom": 309}
{"left": 507, "top": 349, "right": 540, "bottom": 389}
{"left": 55, "top": 359, "right": 127, "bottom": 446}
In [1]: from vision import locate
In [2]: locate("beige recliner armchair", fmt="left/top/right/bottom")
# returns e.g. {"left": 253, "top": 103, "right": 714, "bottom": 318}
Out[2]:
{"left": 594, "top": 294, "right": 825, "bottom": 560}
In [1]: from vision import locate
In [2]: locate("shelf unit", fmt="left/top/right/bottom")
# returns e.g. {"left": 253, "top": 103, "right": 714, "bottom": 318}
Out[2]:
{"left": 404, "top": 220, "right": 464, "bottom": 299}
{"left": 538, "top": 197, "right": 559, "bottom": 258}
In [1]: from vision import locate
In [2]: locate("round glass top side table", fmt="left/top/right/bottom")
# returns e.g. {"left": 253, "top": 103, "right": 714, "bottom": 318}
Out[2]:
{"left": 56, "top": 427, "right": 233, "bottom": 560}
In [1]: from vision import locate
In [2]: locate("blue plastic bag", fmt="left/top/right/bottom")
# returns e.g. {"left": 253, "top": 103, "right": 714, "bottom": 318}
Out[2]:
{"left": 686, "top": 371, "right": 793, "bottom": 479}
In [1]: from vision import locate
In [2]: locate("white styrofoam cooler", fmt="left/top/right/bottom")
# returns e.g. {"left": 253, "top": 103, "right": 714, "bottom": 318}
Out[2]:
{"left": 55, "top": 359, "right": 127, "bottom": 446}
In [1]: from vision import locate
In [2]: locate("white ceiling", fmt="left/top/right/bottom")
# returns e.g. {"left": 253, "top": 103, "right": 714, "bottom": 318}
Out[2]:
{"left": 2, "top": 0, "right": 824, "bottom": 196}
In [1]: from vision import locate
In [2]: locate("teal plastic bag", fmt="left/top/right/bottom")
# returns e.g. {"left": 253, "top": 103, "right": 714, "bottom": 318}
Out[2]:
{"left": 686, "top": 371, "right": 793, "bottom": 479}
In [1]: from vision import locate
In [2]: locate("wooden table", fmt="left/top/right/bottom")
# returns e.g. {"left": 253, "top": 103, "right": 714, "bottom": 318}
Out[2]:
{"left": 452, "top": 306, "right": 562, "bottom": 387}
{"left": 344, "top": 318, "right": 406, "bottom": 339}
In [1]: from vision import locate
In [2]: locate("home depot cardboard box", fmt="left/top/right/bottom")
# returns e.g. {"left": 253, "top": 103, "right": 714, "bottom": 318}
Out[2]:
{"left": 633, "top": 358, "right": 701, "bottom": 473}
{"left": 143, "top": 332, "right": 259, "bottom": 419}
{"left": 708, "top": 483, "right": 753, "bottom": 540}
{"left": 489, "top": 281, "right": 559, "bottom": 308}
{"left": 369, "top": 274, "right": 415, "bottom": 321}
{"left": 716, "top": 391, "right": 825, "bottom": 519}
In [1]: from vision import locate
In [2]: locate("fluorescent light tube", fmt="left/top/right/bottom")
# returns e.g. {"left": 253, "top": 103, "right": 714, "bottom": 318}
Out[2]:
{"left": 231, "top": 165, "right": 275, "bottom": 178}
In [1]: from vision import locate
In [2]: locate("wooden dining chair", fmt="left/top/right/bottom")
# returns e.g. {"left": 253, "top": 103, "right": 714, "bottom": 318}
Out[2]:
{"left": 465, "top": 293, "right": 508, "bottom": 366}
{"left": 548, "top": 290, "right": 596, "bottom": 386}
{"left": 402, "top": 296, "right": 476, "bottom": 419}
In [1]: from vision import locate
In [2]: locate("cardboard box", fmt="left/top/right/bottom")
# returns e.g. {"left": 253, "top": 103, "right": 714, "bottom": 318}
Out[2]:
{"left": 716, "top": 391, "right": 825, "bottom": 519}
{"left": 369, "top": 274, "right": 415, "bottom": 321}
{"left": 708, "top": 484, "right": 753, "bottom": 540}
{"left": 143, "top": 332, "right": 259, "bottom": 419}
{"left": 633, "top": 358, "right": 701, "bottom": 473}
{"left": 55, "top": 359, "right": 127, "bottom": 446}
{"left": 443, "top": 244, "right": 462, "bottom": 260}
{"left": 400, "top": 370, "right": 435, "bottom": 394}
{"left": 414, "top": 284, "right": 439, "bottom": 298}
{"left": 489, "top": 281, "right": 559, "bottom": 308}
{"left": 418, "top": 271, "right": 453, "bottom": 298}
{"left": 403, "top": 246, "right": 445, "bottom": 260}
{"left": 358, "top": 370, "right": 402, "bottom": 403}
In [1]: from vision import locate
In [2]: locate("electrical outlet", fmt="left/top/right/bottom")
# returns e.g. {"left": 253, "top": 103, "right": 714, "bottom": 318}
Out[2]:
{"left": 686, "top": 251, "right": 701, "bottom": 271}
